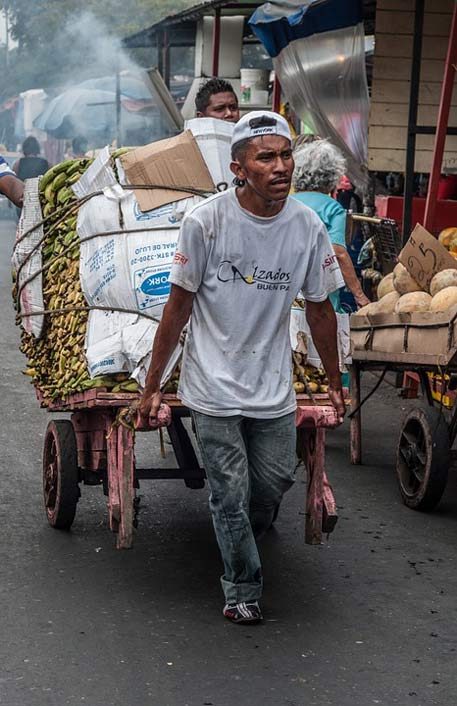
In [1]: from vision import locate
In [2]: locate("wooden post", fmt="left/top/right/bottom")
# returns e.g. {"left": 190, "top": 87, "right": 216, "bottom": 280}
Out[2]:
{"left": 272, "top": 75, "right": 281, "bottom": 113}
{"left": 424, "top": 4, "right": 457, "bottom": 232}
{"left": 212, "top": 7, "right": 221, "bottom": 77}
{"left": 106, "top": 416, "right": 121, "bottom": 534}
{"left": 116, "top": 424, "right": 135, "bottom": 549}
{"left": 350, "top": 364, "right": 362, "bottom": 465}
{"left": 402, "top": 0, "right": 424, "bottom": 243}
{"left": 299, "top": 428, "right": 325, "bottom": 545}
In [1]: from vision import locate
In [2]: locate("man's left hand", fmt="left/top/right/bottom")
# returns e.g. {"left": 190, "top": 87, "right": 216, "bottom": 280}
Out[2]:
{"left": 355, "top": 292, "right": 370, "bottom": 309}
{"left": 328, "top": 384, "right": 346, "bottom": 425}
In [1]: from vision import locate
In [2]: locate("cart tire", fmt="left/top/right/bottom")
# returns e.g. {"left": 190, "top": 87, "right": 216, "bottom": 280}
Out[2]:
{"left": 396, "top": 407, "right": 449, "bottom": 511}
{"left": 43, "top": 420, "right": 80, "bottom": 529}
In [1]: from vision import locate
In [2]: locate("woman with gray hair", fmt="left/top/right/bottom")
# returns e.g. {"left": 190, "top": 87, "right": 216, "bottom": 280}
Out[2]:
{"left": 291, "top": 139, "right": 369, "bottom": 311}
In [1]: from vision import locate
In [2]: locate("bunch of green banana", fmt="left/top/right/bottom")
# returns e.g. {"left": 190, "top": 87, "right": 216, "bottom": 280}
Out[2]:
{"left": 19, "top": 152, "right": 138, "bottom": 406}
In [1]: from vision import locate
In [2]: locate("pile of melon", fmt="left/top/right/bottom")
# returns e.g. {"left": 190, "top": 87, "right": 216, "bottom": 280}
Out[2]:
{"left": 356, "top": 227, "right": 457, "bottom": 316}
{"left": 438, "top": 227, "right": 457, "bottom": 256}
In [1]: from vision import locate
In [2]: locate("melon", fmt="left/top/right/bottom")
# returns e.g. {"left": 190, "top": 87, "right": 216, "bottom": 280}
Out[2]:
{"left": 430, "top": 286, "right": 457, "bottom": 312}
{"left": 377, "top": 273, "right": 395, "bottom": 299}
{"left": 395, "top": 291, "right": 432, "bottom": 314}
{"left": 356, "top": 302, "right": 378, "bottom": 316}
{"left": 393, "top": 263, "right": 422, "bottom": 295}
{"left": 438, "top": 227, "right": 457, "bottom": 250}
{"left": 375, "top": 290, "right": 400, "bottom": 313}
{"left": 430, "top": 269, "right": 457, "bottom": 297}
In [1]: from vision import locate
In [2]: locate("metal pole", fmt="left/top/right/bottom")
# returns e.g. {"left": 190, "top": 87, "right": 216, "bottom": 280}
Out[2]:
{"left": 115, "top": 65, "right": 121, "bottom": 147}
{"left": 212, "top": 8, "right": 221, "bottom": 77}
{"left": 402, "top": 0, "right": 424, "bottom": 243}
{"left": 162, "top": 30, "right": 171, "bottom": 89}
{"left": 272, "top": 75, "right": 281, "bottom": 113}
{"left": 4, "top": 2, "right": 9, "bottom": 69}
{"left": 424, "top": 4, "right": 457, "bottom": 232}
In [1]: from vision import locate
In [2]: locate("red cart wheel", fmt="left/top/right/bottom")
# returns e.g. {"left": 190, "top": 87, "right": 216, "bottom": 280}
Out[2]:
{"left": 396, "top": 407, "right": 449, "bottom": 511}
{"left": 43, "top": 420, "right": 80, "bottom": 529}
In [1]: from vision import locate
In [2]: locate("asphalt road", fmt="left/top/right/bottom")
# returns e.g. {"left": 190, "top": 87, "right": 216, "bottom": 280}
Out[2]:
{"left": 1, "top": 218, "right": 457, "bottom": 706}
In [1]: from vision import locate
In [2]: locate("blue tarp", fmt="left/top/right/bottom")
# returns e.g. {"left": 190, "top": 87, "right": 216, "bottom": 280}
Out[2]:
{"left": 249, "top": 0, "right": 363, "bottom": 58}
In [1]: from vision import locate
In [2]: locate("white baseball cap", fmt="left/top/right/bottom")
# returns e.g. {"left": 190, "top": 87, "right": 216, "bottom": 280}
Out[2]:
{"left": 231, "top": 110, "right": 291, "bottom": 150}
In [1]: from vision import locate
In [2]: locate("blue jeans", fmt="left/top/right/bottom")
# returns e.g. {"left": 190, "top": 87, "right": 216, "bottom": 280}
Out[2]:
{"left": 192, "top": 411, "right": 297, "bottom": 604}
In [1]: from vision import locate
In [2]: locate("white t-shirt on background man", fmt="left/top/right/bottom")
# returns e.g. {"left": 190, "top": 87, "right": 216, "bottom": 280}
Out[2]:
{"left": 169, "top": 188, "right": 343, "bottom": 418}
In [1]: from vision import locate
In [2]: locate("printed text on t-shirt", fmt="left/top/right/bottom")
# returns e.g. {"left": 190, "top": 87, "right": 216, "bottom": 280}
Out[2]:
{"left": 217, "top": 259, "right": 291, "bottom": 291}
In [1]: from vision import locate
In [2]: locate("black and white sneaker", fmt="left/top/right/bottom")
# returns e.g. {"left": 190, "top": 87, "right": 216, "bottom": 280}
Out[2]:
{"left": 223, "top": 601, "right": 263, "bottom": 624}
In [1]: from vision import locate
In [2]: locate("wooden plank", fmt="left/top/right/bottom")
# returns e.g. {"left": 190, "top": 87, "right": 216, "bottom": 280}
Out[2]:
{"left": 106, "top": 416, "right": 121, "bottom": 533}
{"left": 377, "top": 0, "right": 452, "bottom": 11}
{"left": 116, "top": 424, "right": 135, "bottom": 550}
{"left": 375, "top": 10, "right": 452, "bottom": 36}
{"left": 370, "top": 102, "right": 457, "bottom": 127}
{"left": 375, "top": 10, "right": 414, "bottom": 34}
{"left": 351, "top": 350, "right": 456, "bottom": 366}
{"left": 423, "top": 11, "right": 454, "bottom": 36}
{"left": 371, "top": 79, "right": 449, "bottom": 105}
{"left": 376, "top": 0, "right": 415, "bottom": 10}
{"left": 374, "top": 33, "right": 413, "bottom": 59}
{"left": 368, "top": 125, "right": 457, "bottom": 151}
{"left": 367, "top": 148, "right": 457, "bottom": 172}
{"left": 375, "top": 33, "right": 448, "bottom": 60}
{"left": 298, "top": 427, "right": 326, "bottom": 545}
{"left": 425, "top": 0, "right": 455, "bottom": 12}
{"left": 373, "top": 57, "right": 457, "bottom": 83}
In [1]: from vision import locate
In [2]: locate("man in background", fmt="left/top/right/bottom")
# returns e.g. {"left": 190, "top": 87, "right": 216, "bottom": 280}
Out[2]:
{"left": 13, "top": 136, "right": 49, "bottom": 183}
{"left": 195, "top": 78, "right": 240, "bottom": 123}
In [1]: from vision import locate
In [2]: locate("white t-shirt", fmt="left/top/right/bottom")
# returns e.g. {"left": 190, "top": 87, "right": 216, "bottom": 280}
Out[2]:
{"left": 168, "top": 188, "right": 344, "bottom": 418}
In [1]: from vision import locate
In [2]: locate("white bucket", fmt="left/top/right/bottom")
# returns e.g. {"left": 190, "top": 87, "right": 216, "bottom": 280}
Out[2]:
{"left": 240, "top": 68, "right": 270, "bottom": 104}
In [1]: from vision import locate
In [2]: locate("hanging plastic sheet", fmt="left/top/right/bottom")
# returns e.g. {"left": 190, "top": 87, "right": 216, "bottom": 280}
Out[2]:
{"left": 250, "top": 0, "right": 369, "bottom": 190}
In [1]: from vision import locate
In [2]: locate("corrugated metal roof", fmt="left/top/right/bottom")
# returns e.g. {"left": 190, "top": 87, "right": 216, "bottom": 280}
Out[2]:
{"left": 123, "top": 1, "right": 268, "bottom": 48}
{"left": 122, "top": 0, "right": 377, "bottom": 49}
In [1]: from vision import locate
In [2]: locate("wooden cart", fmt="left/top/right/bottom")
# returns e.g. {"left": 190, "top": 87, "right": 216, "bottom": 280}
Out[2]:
{"left": 350, "top": 354, "right": 457, "bottom": 513}
{"left": 41, "top": 389, "right": 342, "bottom": 548}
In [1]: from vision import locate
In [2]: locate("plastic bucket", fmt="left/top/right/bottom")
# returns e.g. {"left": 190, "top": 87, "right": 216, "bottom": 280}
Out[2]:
{"left": 240, "top": 68, "right": 270, "bottom": 104}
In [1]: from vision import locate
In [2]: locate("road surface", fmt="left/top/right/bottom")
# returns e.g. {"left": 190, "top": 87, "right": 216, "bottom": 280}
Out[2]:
{"left": 1, "top": 218, "right": 457, "bottom": 706}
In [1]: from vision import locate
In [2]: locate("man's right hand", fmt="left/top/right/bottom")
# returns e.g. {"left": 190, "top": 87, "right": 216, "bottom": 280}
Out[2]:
{"left": 328, "top": 384, "right": 346, "bottom": 425}
{"left": 137, "top": 390, "right": 163, "bottom": 429}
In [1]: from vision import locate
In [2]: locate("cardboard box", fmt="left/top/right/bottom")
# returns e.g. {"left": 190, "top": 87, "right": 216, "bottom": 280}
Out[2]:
{"left": 399, "top": 223, "right": 457, "bottom": 291}
{"left": 120, "top": 130, "right": 215, "bottom": 212}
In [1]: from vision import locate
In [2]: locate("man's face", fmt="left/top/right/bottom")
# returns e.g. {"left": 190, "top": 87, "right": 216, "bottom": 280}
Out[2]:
{"left": 231, "top": 135, "right": 294, "bottom": 202}
{"left": 198, "top": 92, "right": 240, "bottom": 123}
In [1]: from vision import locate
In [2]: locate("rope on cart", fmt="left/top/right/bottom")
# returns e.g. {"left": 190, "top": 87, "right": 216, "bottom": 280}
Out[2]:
{"left": 16, "top": 304, "right": 162, "bottom": 326}
{"left": 347, "top": 367, "right": 388, "bottom": 419}
{"left": 106, "top": 404, "right": 138, "bottom": 440}
{"left": 14, "top": 181, "right": 224, "bottom": 250}
{"left": 15, "top": 225, "right": 181, "bottom": 308}
{"left": 14, "top": 181, "right": 228, "bottom": 311}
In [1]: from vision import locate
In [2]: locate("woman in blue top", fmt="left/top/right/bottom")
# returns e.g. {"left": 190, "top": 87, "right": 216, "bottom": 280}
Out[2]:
{"left": 291, "top": 139, "right": 369, "bottom": 312}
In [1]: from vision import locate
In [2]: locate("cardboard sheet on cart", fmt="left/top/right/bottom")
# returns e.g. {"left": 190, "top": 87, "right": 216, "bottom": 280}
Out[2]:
{"left": 119, "top": 129, "right": 214, "bottom": 212}
{"left": 350, "top": 304, "right": 457, "bottom": 365}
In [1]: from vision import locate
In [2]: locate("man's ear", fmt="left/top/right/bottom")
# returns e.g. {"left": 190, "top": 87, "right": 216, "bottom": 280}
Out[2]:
{"left": 196, "top": 111, "right": 204, "bottom": 118}
{"left": 230, "top": 160, "right": 246, "bottom": 181}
